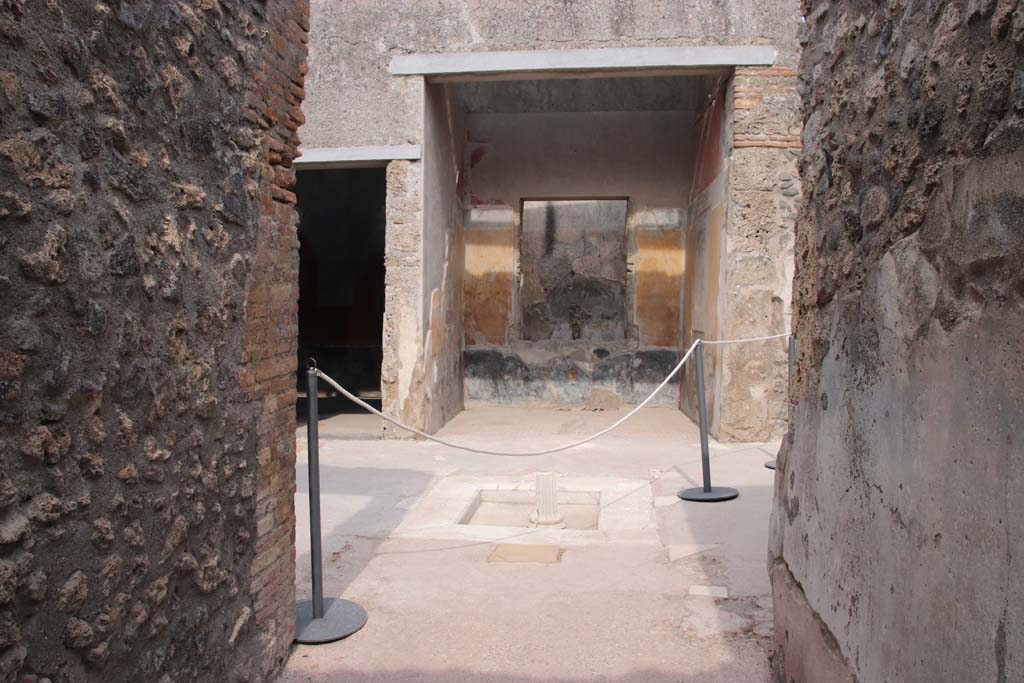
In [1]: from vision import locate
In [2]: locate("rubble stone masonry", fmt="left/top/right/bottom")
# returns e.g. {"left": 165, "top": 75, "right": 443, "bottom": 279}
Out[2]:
{"left": 0, "top": 1, "right": 307, "bottom": 681}
{"left": 719, "top": 66, "right": 800, "bottom": 441}
{"left": 770, "top": 1, "right": 1023, "bottom": 681}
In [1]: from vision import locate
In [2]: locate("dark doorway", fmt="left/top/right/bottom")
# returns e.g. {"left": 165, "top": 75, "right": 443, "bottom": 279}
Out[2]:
{"left": 296, "top": 167, "right": 386, "bottom": 416}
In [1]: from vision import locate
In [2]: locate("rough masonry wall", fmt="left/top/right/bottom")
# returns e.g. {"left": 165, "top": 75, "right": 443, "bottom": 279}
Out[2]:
{"left": 770, "top": 2, "right": 1024, "bottom": 681}
{"left": 380, "top": 83, "right": 466, "bottom": 437}
{"left": 0, "top": 2, "right": 307, "bottom": 681}
{"left": 716, "top": 67, "right": 800, "bottom": 442}
{"left": 681, "top": 67, "right": 798, "bottom": 442}
{"left": 380, "top": 160, "right": 424, "bottom": 435}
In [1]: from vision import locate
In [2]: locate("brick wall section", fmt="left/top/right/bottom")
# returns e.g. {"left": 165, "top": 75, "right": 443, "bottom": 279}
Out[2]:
{"left": 0, "top": 2, "right": 307, "bottom": 681}
{"left": 241, "top": 0, "right": 309, "bottom": 677}
{"left": 716, "top": 66, "right": 801, "bottom": 441}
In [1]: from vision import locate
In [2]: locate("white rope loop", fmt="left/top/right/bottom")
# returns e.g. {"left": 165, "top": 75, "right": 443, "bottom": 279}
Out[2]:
{"left": 313, "top": 333, "right": 790, "bottom": 457}
{"left": 700, "top": 332, "right": 791, "bottom": 345}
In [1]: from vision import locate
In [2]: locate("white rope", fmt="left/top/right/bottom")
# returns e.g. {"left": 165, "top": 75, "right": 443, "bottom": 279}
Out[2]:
{"left": 313, "top": 331, "right": 790, "bottom": 457}
{"left": 315, "top": 339, "right": 701, "bottom": 457}
{"left": 700, "top": 332, "right": 791, "bottom": 345}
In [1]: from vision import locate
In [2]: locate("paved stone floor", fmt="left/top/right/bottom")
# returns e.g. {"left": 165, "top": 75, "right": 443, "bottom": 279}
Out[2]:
{"left": 316, "top": 411, "right": 382, "bottom": 440}
{"left": 281, "top": 407, "right": 778, "bottom": 682}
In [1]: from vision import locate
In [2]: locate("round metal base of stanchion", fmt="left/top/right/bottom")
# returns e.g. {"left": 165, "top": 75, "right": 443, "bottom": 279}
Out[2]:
{"left": 295, "top": 598, "right": 368, "bottom": 644}
{"left": 678, "top": 486, "right": 739, "bottom": 502}
{"left": 764, "top": 460, "right": 777, "bottom": 470}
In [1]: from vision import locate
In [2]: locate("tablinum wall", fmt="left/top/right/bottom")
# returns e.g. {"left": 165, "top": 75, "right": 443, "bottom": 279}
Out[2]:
{"left": 519, "top": 200, "right": 629, "bottom": 343}
{"left": 378, "top": 68, "right": 797, "bottom": 438}
{"left": 682, "top": 81, "right": 729, "bottom": 434}
{"left": 456, "top": 71, "right": 797, "bottom": 437}
{"left": 302, "top": 0, "right": 802, "bottom": 439}
{"left": 462, "top": 108, "right": 693, "bottom": 409}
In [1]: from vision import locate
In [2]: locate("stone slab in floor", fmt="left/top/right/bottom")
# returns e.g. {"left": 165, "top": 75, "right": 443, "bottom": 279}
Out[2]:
{"left": 464, "top": 496, "right": 600, "bottom": 530}
{"left": 487, "top": 543, "right": 562, "bottom": 563}
{"left": 305, "top": 411, "right": 383, "bottom": 440}
{"left": 689, "top": 584, "right": 730, "bottom": 598}
{"left": 392, "top": 474, "right": 657, "bottom": 546}
{"left": 667, "top": 543, "right": 718, "bottom": 561}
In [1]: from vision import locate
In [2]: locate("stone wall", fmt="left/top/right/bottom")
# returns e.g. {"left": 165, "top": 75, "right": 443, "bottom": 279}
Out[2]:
{"left": 304, "top": 0, "right": 801, "bottom": 437}
{"left": 716, "top": 67, "right": 800, "bottom": 442}
{"left": 378, "top": 84, "right": 466, "bottom": 437}
{"left": 680, "top": 69, "right": 798, "bottom": 442}
{"left": 380, "top": 160, "right": 424, "bottom": 435}
{"left": 770, "top": 2, "right": 1024, "bottom": 681}
{"left": 520, "top": 201, "right": 628, "bottom": 343}
{"left": 303, "top": 0, "right": 801, "bottom": 149}
{"left": 0, "top": 1, "right": 307, "bottom": 681}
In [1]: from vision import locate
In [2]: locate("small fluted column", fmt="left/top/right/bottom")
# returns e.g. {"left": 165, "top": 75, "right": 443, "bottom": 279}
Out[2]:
{"left": 530, "top": 472, "right": 565, "bottom": 528}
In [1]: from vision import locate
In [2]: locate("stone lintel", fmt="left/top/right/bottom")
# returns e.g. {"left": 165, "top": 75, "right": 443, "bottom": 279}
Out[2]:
{"left": 390, "top": 46, "right": 777, "bottom": 81}
{"left": 295, "top": 144, "right": 422, "bottom": 169}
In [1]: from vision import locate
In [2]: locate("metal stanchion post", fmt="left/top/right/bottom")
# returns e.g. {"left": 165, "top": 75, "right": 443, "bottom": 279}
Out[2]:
{"left": 295, "top": 359, "right": 368, "bottom": 644}
{"left": 765, "top": 335, "right": 795, "bottom": 471}
{"left": 679, "top": 343, "right": 739, "bottom": 502}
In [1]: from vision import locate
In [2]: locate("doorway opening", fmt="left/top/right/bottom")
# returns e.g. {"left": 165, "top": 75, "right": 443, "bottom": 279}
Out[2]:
{"left": 295, "top": 167, "right": 386, "bottom": 436}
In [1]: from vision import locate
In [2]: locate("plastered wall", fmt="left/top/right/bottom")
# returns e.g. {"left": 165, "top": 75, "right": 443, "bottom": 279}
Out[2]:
{"left": 519, "top": 200, "right": 629, "bottom": 343}
{"left": 464, "top": 109, "right": 692, "bottom": 344}
{"left": 381, "top": 83, "right": 465, "bottom": 435}
{"left": 681, "top": 82, "right": 729, "bottom": 433}
{"left": 304, "top": 0, "right": 801, "bottom": 436}
{"left": 770, "top": 2, "right": 1024, "bottom": 681}
{"left": 303, "top": 0, "right": 801, "bottom": 149}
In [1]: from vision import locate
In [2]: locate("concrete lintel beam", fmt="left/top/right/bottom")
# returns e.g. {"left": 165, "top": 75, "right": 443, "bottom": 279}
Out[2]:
{"left": 390, "top": 46, "right": 776, "bottom": 81}
{"left": 295, "top": 144, "right": 422, "bottom": 169}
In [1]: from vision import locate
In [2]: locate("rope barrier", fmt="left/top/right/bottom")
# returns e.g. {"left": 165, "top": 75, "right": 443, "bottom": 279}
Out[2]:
{"left": 700, "top": 331, "right": 791, "bottom": 345}
{"left": 312, "top": 332, "right": 791, "bottom": 457}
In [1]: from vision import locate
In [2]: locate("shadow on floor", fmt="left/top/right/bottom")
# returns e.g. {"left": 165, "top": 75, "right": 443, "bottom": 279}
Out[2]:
{"left": 294, "top": 464, "right": 434, "bottom": 598}
{"left": 281, "top": 665, "right": 762, "bottom": 683}
{"left": 296, "top": 394, "right": 381, "bottom": 420}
